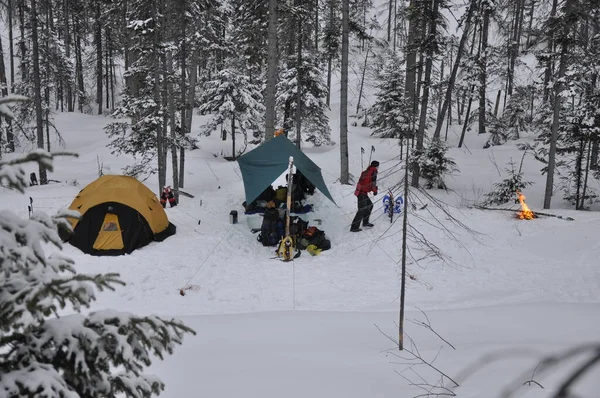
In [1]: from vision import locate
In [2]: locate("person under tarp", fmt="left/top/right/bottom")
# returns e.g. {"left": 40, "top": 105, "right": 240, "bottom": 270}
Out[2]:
{"left": 243, "top": 170, "right": 314, "bottom": 215}
{"left": 236, "top": 134, "right": 336, "bottom": 209}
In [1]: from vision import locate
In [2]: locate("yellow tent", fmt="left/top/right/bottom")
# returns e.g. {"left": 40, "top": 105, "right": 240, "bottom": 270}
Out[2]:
{"left": 62, "top": 175, "right": 176, "bottom": 255}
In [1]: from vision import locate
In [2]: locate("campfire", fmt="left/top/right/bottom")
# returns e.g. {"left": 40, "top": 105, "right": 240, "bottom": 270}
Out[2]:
{"left": 516, "top": 190, "right": 535, "bottom": 220}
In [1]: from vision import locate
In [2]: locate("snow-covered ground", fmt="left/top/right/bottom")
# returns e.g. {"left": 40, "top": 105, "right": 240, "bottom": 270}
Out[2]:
{"left": 2, "top": 108, "right": 599, "bottom": 397}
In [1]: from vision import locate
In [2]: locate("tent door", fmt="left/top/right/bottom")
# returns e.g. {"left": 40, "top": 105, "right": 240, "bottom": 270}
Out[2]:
{"left": 93, "top": 213, "right": 125, "bottom": 251}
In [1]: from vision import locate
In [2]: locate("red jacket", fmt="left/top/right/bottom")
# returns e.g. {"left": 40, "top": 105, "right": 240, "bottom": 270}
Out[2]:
{"left": 354, "top": 166, "right": 378, "bottom": 196}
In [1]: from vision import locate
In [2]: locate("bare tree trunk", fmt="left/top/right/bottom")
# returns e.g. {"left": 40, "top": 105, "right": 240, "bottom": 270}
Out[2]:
{"left": 326, "top": 0, "right": 334, "bottom": 107}
{"left": 231, "top": 114, "right": 236, "bottom": 158}
{"left": 8, "top": 0, "right": 15, "bottom": 93}
{"left": 543, "top": 0, "right": 558, "bottom": 103}
{"left": 494, "top": 89, "right": 501, "bottom": 117}
{"left": 458, "top": 85, "right": 475, "bottom": 148}
{"left": 393, "top": 0, "right": 397, "bottom": 51}
{"left": 296, "top": 7, "right": 303, "bottom": 149}
{"left": 314, "top": 0, "right": 318, "bottom": 52}
{"left": 507, "top": 0, "right": 525, "bottom": 98}
{"left": 575, "top": 139, "right": 584, "bottom": 210}
{"left": 361, "top": 0, "right": 366, "bottom": 51}
{"left": 74, "top": 16, "right": 84, "bottom": 112}
{"left": 181, "top": 54, "right": 198, "bottom": 188}
{"left": 399, "top": 139, "right": 409, "bottom": 350}
{"left": 178, "top": 0, "right": 186, "bottom": 188}
{"left": 105, "top": 28, "right": 110, "bottom": 111}
{"left": 63, "top": 0, "right": 72, "bottom": 111}
{"left": 356, "top": 47, "right": 369, "bottom": 114}
{"left": 404, "top": 0, "right": 418, "bottom": 124}
{"left": 387, "top": 0, "right": 393, "bottom": 42}
{"left": 0, "top": 28, "right": 13, "bottom": 153}
{"left": 478, "top": 6, "right": 490, "bottom": 135}
{"left": 412, "top": 0, "right": 440, "bottom": 187}
{"left": 340, "top": 0, "right": 349, "bottom": 184}
{"left": 44, "top": 0, "right": 50, "bottom": 152}
{"left": 110, "top": 40, "right": 115, "bottom": 111}
{"left": 161, "top": 52, "right": 169, "bottom": 165}
{"left": 166, "top": 50, "right": 179, "bottom": 200}
{"left": 544, "top": 0, "right": 574, "bottom": 209}
{"left": 447, "top": 43, "right": 453, "bottom": 128}
{"left": 445, "top": 93, "right": 451, "bottom": 141}
{"left": 95, "top": 1, "right": 103, "bottom": 115}
{"left": 326, "top": 55, "right": 332, "bottom": 107}
{"left": 153, "top": 0, "right": 165, "bottom": 191}
{"left": 31, "top": 0, "right": 47, "bottom": 184}
{"left": 525, "top": 0, "right": 535, "bottom": 48}
{"left": 591, "top": 138, "right": 599, "bottom": 170}
{"left": 123, "top": 0, "right": 129, "bottom": 70}
{"left": 580, "top": 139, "right": 592, "bottom": 210}
{"left": 6, "top": 0, "right": 15, "bottom": 151}
{"left": 433, "top": 0, "right": 477, "bottom": 139}
{"left": 19, "top": 2, "right": 27, "bottom": 83}
{"left": 437, "top": 57, "right": 444, "bottom": 115}
{"left": 264, "top": 0, "right": 278, "bottom": 141}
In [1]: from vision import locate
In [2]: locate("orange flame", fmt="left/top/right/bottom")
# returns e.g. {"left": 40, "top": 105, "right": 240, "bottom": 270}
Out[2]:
{"left": 516, "top": 190, "right": 534, "bottom": 220}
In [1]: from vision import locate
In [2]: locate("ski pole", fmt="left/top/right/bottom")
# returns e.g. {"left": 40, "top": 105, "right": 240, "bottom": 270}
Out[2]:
{"left": 361, "top": 147, "right": 365, "bottom": 169}
{"left": 368, "top": 145, "right": 375, "bottom": 164}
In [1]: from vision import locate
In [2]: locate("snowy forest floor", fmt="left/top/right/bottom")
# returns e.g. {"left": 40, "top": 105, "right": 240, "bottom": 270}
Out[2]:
{"left": 1, "top": 111, "right": 599, "bottom": 397}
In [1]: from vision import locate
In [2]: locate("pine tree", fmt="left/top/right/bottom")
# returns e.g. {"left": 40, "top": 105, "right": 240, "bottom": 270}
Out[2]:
{"left": 0, "top": 95, "right": 195, "bottom": 397}
{"left": 198, "top": 66, "right": 265, "bottom": 157}
{"left": 369, "top": 51, "right": 411, "bottom": 139}
{"left": 276, "top": 52, "right": 332, "bottom": 146}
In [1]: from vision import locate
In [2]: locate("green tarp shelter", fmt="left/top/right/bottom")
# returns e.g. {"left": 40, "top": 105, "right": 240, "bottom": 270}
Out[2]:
{"left": 236, "top": 134, "right": 337, "bottom": 206}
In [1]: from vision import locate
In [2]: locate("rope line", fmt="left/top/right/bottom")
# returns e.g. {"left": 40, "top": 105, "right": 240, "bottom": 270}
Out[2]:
{"left": 181, "top": 225, "right": 233, "bottom": 289}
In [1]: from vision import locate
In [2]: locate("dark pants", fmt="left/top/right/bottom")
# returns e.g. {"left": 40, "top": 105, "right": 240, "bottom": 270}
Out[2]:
{"left": 351, "top": 193, "right": 373, "bottom": 230}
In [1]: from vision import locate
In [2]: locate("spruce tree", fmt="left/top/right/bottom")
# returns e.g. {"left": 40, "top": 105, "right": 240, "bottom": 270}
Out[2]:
{"left": 484, "top": 156, "right": 534, "bottom": 205}
{"left": 369, "top": 51, "right": 411, "bottom": 139}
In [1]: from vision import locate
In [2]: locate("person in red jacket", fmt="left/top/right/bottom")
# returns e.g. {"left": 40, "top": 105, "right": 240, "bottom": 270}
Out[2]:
{"left": 351, "top": 160, "right": 379, "bottom": 232}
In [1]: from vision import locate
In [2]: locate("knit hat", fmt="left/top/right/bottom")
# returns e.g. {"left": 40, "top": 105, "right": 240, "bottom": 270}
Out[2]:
{"left": 370, "top": 160, "right": 380, "bottom": 167}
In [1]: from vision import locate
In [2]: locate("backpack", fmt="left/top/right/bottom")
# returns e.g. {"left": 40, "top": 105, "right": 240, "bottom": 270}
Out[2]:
{"left": 258, "top": 208, "right": 283, "bottom": 246}
{"left": 302, "top": 226, "right": 331, "bottom": 251}
{"left": 289, "top": 216, "right": 309, "bottom": 237}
